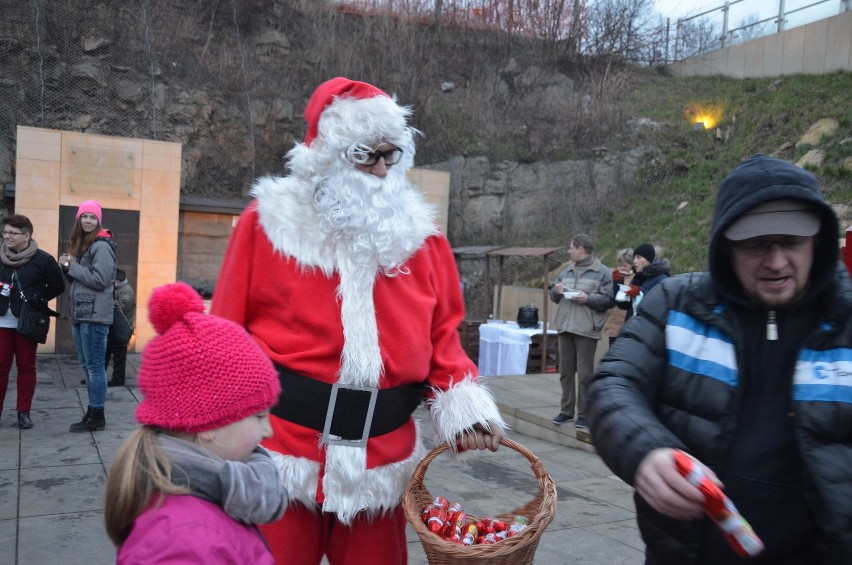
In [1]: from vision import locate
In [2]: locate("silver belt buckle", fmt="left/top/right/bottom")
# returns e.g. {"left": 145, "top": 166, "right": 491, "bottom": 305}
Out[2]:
{"left": 321, "top": 383, "right": 378, "bottom": 448}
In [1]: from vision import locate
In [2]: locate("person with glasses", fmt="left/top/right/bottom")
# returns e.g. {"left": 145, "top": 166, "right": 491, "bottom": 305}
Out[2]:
{"left": 211, "top": 77, "right": 505, "bottom": 565}
{"left": 586, "top": 154, "right": 852, "bottom": 564}
{"left": 61, "top": 200, "right": 116, "bottom": 433}
{"left": 0, "top": 215, "right": 64, "bottom": 429}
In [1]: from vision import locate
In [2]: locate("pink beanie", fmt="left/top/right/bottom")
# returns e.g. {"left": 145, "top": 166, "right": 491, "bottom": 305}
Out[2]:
{"left": 303, "top": 77, "right": 388, "bottom": 146}
{"left": 75, "top": 200, "right": 102, "bottom": 224}
{"left": 135, "top": 282, "right": 281, "bottom": 433}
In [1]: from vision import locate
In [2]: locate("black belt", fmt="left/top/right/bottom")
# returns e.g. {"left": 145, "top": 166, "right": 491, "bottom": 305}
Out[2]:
{"left": 271, "top": 365, "right": 425, "bottom": 446}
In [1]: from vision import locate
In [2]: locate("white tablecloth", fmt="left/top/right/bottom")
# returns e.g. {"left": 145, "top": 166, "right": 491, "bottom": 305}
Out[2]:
{"left": 478, "top": 320, "right": 557, "bottom": 376}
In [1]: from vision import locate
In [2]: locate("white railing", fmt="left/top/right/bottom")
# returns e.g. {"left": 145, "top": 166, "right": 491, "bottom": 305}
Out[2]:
{"left": 672, "top": 0, "right": 849, "bottom": 61}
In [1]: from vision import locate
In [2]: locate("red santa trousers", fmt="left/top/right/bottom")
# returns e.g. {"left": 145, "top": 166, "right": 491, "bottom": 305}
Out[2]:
{"left": 259, "top": 503, "right": 407, "bottom": 565}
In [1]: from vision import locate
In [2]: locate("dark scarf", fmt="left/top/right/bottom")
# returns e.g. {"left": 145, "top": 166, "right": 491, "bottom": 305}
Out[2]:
{"left": 0, "top": 239, "right": 38, "bottom": 267}
{"left": 156, "top": 434, "right": 287, "bottom": 525}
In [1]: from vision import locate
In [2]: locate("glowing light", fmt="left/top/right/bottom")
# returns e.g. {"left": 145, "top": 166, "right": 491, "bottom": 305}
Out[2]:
{"left": 683, "top": 103, "right": 725, "bottom": 130}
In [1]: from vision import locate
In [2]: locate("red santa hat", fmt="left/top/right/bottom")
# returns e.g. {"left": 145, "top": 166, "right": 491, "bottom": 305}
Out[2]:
{"left": 304, "top": 77, "right": 389, "bottom": 146}
{"left": 300, "top": 77, "right": 414, "bottom": 158}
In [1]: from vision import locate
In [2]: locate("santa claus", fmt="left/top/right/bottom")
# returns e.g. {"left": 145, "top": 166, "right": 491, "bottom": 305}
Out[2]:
{"left": 211, "top": 77, "right": 506, "bottom": 564}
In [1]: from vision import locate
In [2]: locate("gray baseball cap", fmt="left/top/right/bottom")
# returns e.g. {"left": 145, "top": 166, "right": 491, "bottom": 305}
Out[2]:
{"left": 725, "top": 198, "right": 820, "bottom": 241}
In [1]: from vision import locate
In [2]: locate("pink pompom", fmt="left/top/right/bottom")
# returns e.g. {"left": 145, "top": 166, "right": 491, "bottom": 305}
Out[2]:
{"left": 148, "top": 282, "right": 205, "bottom": 335}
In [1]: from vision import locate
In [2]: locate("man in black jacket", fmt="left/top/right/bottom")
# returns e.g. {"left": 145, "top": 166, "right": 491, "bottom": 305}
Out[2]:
{"left": 587, "top": 154, "right": 852, "bottom": 564}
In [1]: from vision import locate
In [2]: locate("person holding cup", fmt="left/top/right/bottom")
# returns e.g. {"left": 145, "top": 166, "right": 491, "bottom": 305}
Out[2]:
{"left": 548, "top": 234, "right": 614, "bottom": 429}
{"left": 61, "top": 200, "right": 116, "bottom": 433}
{"left": 604, "top": 248, "right": 635, "bottom": 346}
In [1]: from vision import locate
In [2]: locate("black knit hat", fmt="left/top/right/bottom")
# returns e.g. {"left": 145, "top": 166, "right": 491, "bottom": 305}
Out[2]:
{"left": 633, "top": 243, "right": 656, "bottom": 263}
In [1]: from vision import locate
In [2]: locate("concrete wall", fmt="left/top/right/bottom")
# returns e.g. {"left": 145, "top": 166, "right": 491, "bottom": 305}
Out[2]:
{"left": 15, "top": 126, "right": 181, "bottom": 352}
{"left": 669, "top": 11, "right": 852, "bottom": 78}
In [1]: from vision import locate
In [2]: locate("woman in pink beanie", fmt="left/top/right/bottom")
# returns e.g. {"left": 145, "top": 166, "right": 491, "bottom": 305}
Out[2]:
{"left": 105, "top": 282, "right": 288, "bottom": 564}
{"left": 61, "top": 200, "right": 116, "bottom": 432}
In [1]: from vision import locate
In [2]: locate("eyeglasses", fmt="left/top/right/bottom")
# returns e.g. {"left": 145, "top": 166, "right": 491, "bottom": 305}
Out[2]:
{"left": 348, "top": 144, "right": 403, "bottom": 167}
{"left": 2, "top": 231, "right": 24, "bottom": 237}
{"left": 729, "top": 236, "right": 811, "bottom": 257}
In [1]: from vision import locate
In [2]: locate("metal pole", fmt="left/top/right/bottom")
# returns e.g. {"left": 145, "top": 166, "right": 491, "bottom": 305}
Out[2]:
{"left": 778, "top": 0, "right": 786, "bottom": 32}
{"left": 675, "top": 19, "right": 682, "bottom": 61}
{"left": 484, "top": 256, "right": 492, "bottom": 319}
{"left": 540, "top": 256, "right": 549, "bottom": 372}
{"left": 721, "top": 2, "right": 730, "bottom": 48}
{"left": 844, "top": 0, "right": 851, "bottom": 13}
{"left": 665, "top": 18, "right": 670, "bottom": 64}
{"left": 495, "top": 256, "right": 505, "bottom": 321}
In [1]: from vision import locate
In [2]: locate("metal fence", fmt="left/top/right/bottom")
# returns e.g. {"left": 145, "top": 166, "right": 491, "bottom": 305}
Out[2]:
{"left": 672, "top": 0, "right": 850, "bottom": 61}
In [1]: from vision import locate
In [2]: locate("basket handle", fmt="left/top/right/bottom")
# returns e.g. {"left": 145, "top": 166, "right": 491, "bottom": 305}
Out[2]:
{"left": 413, "top": 437, "right": 548, "bottom": 482}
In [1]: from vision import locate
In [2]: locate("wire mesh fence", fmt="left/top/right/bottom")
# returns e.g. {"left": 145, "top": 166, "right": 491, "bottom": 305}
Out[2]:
{"left": 0, "top": 0, "right": 300, "bottom": 211}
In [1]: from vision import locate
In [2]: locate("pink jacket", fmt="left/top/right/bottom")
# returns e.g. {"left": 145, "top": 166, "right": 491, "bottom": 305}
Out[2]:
{"left": 117, "top": 494, "right": 275, "bottom": 564}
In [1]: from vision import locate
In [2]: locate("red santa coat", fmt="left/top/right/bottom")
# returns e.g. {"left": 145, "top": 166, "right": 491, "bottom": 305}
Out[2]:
{"left": 212, "top": 176, "right": 504, "bottom": 524}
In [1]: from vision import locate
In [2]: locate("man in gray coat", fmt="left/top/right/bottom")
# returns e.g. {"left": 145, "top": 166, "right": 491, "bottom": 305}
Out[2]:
{"left": 549, "top": 234, "right": 614, "bottom": 428}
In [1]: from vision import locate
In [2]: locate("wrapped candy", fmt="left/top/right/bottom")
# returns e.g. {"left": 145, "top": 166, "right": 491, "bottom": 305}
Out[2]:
{"left": 420, "top": 499, "right": 530, "bottom": 546}
{"left": 674, "top": 450, "right": 764, "bottom": 557}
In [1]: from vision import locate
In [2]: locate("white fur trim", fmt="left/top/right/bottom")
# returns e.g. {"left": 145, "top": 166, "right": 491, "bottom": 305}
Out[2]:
{"left": 252, "top": 175, "right": 339, "bottom": 275}
{"left": 336, "top": 254, "right": 382, "bottom": 387}
{"left": 322, "top": 431, "right": 427, "bottom": 525}
{"left": 266, "top": 424, "right": 427, "bottom": 525}
{"left": 317, "top": 95, "right": 415, "bottom": 157}
{"left": 269, "top": 451, "right": 321, "bottom": 510}
{"left": 428, "top": 377, "right": 507, "bottom": 447}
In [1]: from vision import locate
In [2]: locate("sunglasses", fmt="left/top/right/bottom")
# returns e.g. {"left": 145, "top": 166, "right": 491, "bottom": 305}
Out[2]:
{"left": 348, "top": 145, "right": 403, "bottom": 167}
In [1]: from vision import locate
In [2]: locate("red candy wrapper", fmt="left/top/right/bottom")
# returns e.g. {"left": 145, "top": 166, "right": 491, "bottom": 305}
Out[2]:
{"left": 420, "top": 499, "right": 530, "bottom": 547}
{"left": 674, "top": 450, "right": 764, "bottom": 557}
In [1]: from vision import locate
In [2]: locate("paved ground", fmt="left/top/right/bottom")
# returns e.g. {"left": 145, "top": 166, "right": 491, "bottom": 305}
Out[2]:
{"left": 0, "top": 355, "right": 644, "bottom": 564}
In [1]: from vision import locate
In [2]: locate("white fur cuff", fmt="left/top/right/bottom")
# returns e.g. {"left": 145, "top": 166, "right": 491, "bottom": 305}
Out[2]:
{"left": 427, "top": 377, "right": 507, "bottom": 446}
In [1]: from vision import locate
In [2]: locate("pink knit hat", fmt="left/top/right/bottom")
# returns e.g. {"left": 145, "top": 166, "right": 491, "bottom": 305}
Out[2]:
{"left": 75, "top": 200, "right": 102, "bottom": 224}
{"left": 135, "top": 282, "right": 281, "bottom": 433}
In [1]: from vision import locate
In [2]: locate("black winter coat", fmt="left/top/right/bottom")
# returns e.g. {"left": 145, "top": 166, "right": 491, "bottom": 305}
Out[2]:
{"left": 0, "top": 248, "right": 65, "bottom": 318}
{"left": 587, "top": 155, "right": 852, "bottom": 564}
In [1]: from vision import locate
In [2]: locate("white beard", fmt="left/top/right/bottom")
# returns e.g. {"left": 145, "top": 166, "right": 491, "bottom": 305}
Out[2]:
{"left": 313, "top": 159, "right": 435, "bottom": 275}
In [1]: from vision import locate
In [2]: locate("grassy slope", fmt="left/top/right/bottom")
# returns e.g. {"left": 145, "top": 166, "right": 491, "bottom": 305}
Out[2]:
{"left": 591, "top": 71, "right": 852, "bottom": 274}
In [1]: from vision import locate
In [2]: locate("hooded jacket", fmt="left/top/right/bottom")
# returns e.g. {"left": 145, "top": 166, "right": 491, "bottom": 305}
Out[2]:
{"left": 66, "top": 231, "right": 116, "bottom": 325}
{"left": 587, "top": 155, "right": 852, "bottom": 564}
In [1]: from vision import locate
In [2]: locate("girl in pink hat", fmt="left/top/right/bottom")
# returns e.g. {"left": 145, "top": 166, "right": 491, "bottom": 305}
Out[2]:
{"left": 61, "top": 200, "right": 116, "bottom": 432}
{"left": 105, "top": 282, "right": 287, "bottom": 563}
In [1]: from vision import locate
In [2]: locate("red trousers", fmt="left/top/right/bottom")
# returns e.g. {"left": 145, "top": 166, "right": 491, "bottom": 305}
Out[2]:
{"left": 259, "top": 503, "right": 408, "bottom": 565}
{"left": 0, "top": 327, "right": 39, "bottom": 411}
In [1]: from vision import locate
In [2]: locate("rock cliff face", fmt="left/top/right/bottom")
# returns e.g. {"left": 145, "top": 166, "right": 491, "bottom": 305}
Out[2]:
{"left": 424, "top": 148, "right": 649, "bottom": 316}
{"left": 434, "top": 148, "right": 648, "bottom": 247}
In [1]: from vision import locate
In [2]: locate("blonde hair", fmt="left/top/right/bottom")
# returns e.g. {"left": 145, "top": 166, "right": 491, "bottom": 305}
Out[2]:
{"left": 104, "top": 427, "right": 191, "bottom": 546}
{"left": 616, "top": 248, "right": 634, "bottom": 265}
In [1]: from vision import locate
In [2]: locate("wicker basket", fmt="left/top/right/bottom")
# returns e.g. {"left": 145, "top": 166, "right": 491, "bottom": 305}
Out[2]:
{"left": 403, "top": 437, "right": 558, "bottom": 564}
